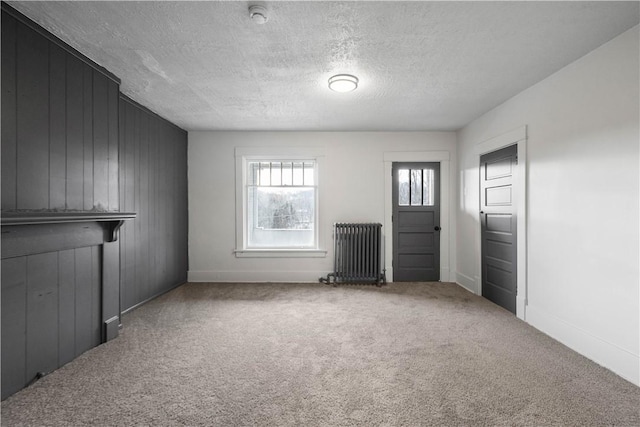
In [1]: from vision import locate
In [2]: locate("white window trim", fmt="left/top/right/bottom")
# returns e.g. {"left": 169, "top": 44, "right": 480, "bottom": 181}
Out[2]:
{"left": 234, "top": 147, "right": 327, "bottom": 258}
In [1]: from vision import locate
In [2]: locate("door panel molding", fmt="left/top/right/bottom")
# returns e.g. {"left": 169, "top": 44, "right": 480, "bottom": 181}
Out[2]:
{"left": 383, "top": 151, "right": 451, "bottom": 282}
{"left": 474, "top": 126, "right": 528, "bottom": 320}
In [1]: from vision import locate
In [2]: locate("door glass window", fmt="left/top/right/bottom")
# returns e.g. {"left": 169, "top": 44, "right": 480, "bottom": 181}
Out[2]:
{"left": 398, "top": 168, "right": 435, "bottom": 206}
{"left": 423, "top": 169, "right": 435, "bottom": 206}
{"left": 410, "top": 169, "right": 422, "bottom": 205}
{"left": 398, "top": 169, "right": 410, "bottom": 205}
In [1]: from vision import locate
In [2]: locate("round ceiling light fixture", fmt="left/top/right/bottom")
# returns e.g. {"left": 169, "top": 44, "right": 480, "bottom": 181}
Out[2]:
{"left": 249, "top": 5, "right": 268, "bottom": 24}
{"left": 328, "top": 74, "right": 359, "bottom": 93}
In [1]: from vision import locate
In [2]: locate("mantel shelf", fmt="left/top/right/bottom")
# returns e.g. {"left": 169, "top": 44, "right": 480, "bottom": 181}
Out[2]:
{"left": 1, "top": 212, "right": 136, "bottom": 243}
{"left": 1, "top": 211, "right": 136, "bottom": 226}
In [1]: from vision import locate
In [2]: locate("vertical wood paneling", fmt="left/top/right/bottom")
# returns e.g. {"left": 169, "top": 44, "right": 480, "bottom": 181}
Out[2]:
{"left": 118, "top": 86, "right": 126, "bottom": 213}
{"left": 75, "top": 247, "right": 93, "bottom": 355}
{"left": 1, "top": 6, "right": 125, "bottom": 400}
{"left": 178, "top": 134, "right": 189, "bottom": 278}
{"left": 123, "top": 101, "right": 136, "bottom": 310}
{"left": 26, "top": 252, "right": 59, "bottom": 382}
{"left": 108, "top": 80, "right": 119, "bottom": 211}
{"left": 118, "top": 94, "right": 127, "bottom": 312}
{"left": 124, "top": 100, "right": 135, "bottom": 213}
{"left": 91, "top": 246, "right": 102, "bottom": 346}
{"left": 139, "top": 112, "right": 150, "bottom": 300}
{"left": 168, "top": 125, "right": 177, "bottom": 288}
{"left": 134, "top": 107, "right": 142, "bottom": 303}
{"left": 2, "top": 245, "right": 104, "bottom": 400}
{"left": 65, "top": 55, "right": 85, "bottom": 211}
{"left": 1, "top": 257, "right": 27, "bottom": 400}
{"left": 119, "top": 96, "right": 188, "bottom": 312}
{"left": 82, "top": 65, "right": 94, "bottom": 211}
{"left": 102, "top": 241, "right": 120, "bottom": 323}
{"left": 3, "top": 7, "right": 120, "bottom": 213}
{"left": 58, "top": 249, "right": 76, "bottom": 366}
{"left": 155, "top": 125, "right": 164, "bottom": 289}
{"left": 158, "top": 124, "right": 168, "bottom": 286}
{"left": 148, "top": 118, "right": 158, "bottom": 294}
{"left": 93, "top": 72, "right": 109, "bottom": 211}
{"left": 49, "top": 43, "right": 67, "bottom": 210}
{"left": 1, "top": 13, "right": 17, "bottom": 210}
{"left": 178, "top": 127, "right": 187, "bottom": 281}
{"left": 16, "top": 22, "right": 49, "bottom": 210}
{"left": 93, "top": 73, "right": 109, "bottom": 211}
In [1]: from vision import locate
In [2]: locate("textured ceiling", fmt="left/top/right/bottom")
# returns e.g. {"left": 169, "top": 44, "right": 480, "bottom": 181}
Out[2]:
{"left": 7, "top": 1, "right": 640, "bottom": 131}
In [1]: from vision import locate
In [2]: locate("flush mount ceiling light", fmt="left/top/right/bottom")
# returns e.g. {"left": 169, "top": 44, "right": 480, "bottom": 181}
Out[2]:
{"left": 328, "top": 74, "right": 359, "bottom": 93}
{"left": 249, "top": 5, "right": 268, "bottom": 24}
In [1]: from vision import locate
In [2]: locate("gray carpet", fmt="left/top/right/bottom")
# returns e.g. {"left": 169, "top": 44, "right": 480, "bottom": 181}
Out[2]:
{"left": 2, "top": 282, "right": 639, "bottom": 426}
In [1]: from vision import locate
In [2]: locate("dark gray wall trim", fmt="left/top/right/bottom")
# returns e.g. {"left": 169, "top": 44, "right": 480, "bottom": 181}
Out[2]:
{"left": 1, "top": 2, "right": 120, "bottom": 85}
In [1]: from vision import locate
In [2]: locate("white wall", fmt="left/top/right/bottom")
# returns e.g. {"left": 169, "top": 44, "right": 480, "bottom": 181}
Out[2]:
{"left": 189, "top": 131, "right": 457, "bottom": 283}
{"left": 456, "top": 26, "right": 639, "bottom": 385}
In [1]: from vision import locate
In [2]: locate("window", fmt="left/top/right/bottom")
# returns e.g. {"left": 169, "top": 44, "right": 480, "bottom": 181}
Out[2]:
{"left": 235, "top": 147, "right": 326, "bottom": 257}
{"left": 247, "top": 161, "right": 316, "bottom": 248}
{"left": 398, "top": 168, "right": 435, "bottom": 206}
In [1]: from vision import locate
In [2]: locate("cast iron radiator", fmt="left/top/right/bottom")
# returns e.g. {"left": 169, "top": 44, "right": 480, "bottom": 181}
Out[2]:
{"left": 320, "top": 223, "right": 386, "bottom": 286}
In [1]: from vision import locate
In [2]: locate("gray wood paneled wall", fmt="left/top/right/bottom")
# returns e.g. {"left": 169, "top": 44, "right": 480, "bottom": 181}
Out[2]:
{"left": 119, "top": 96, "right": 189, "bottom": 312}
{"left": 1, "top": 9, "right": 120, "bottom": 213}
{"left": 2, "top": 245, "right": 102, "bottom": 399}
{"left": 1, "top": 3, "right": 188, "bottom": 399}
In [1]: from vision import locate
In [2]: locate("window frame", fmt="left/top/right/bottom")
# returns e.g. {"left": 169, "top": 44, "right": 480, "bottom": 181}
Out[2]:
{"left": 234, "top": 147, "right": 327, "bottom": 258}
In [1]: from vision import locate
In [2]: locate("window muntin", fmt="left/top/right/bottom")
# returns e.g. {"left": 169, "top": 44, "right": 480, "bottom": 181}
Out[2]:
{"left": 247, "top": 161, "right": 317, "bottom": 248}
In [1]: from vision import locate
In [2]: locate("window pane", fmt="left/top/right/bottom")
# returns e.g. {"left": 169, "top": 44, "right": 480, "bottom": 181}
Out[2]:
{"left": 303, "top": 162, "right": 314, "bottom": 185}
{"left": 423, "top": 169, "right": 434, "bottom": 206}
{"left": 248, "top": 162, "right": 259, "bottom": 185}
{"left": 398, "top": 169, "right": 409, "bottom": 206}
{"left": 248, "top": 186, "right": 315, "bottom": 248}
{"left": 271, "top": 162, "right": 282, "bottom": 186}
{"left": 256, "top": 187, "right": 314, "bottom": 230}
{"left": 259, "top": 162, "right": 270, "bottom": 186}
{"left": 282, "top": 162, "right": 293, "bottom": 186}
{"left": 292, "top": 162, "right": 304, "bottom": 186}
{"left": 410, "top": 169, "right": 422, "bottom": 205}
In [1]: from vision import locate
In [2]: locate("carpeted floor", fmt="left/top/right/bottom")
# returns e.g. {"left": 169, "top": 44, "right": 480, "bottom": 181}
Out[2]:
{"left": 2, "top": 282, "right": 639, "bottom": 426}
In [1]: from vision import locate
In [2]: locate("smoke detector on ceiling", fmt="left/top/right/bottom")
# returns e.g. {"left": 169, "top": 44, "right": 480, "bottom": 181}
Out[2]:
{"left": 249, "top": 5, "right": 268, "bottom": 24}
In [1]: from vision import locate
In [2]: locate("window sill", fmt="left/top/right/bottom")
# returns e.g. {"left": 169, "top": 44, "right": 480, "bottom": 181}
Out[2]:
{"left": 234, "top": 249, "right": 327, "bottom": 258}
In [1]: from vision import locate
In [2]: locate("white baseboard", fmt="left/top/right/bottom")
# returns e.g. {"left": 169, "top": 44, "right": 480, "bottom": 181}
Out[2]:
{"left": 526, "top": 304, "right": 639, "bottom": 386}
{"left": 456, "top": 272, "right": 479, "bottom": 294}
{"left": 188, "top": 270, "right": 328, "bottom": 283}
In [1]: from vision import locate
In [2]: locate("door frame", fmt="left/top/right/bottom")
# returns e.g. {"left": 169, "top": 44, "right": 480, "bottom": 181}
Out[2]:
{"left": 384, "top": 151, "right": 451, "bottom": 282}
{"left": 474, "top": 126, "right": 528, "bottom": 320}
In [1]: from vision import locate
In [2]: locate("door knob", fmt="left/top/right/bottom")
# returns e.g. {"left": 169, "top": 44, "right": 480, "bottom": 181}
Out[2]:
{"left": 434, "top": 226, "right": 441, "bottom": 231}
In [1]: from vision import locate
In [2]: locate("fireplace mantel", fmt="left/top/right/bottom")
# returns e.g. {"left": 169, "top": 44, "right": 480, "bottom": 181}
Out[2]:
{"left": 1, "top": 210, "right": 137, "bottom": 357}
{"left": 1, "top": 211, "right": 136, "bottom": 242}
